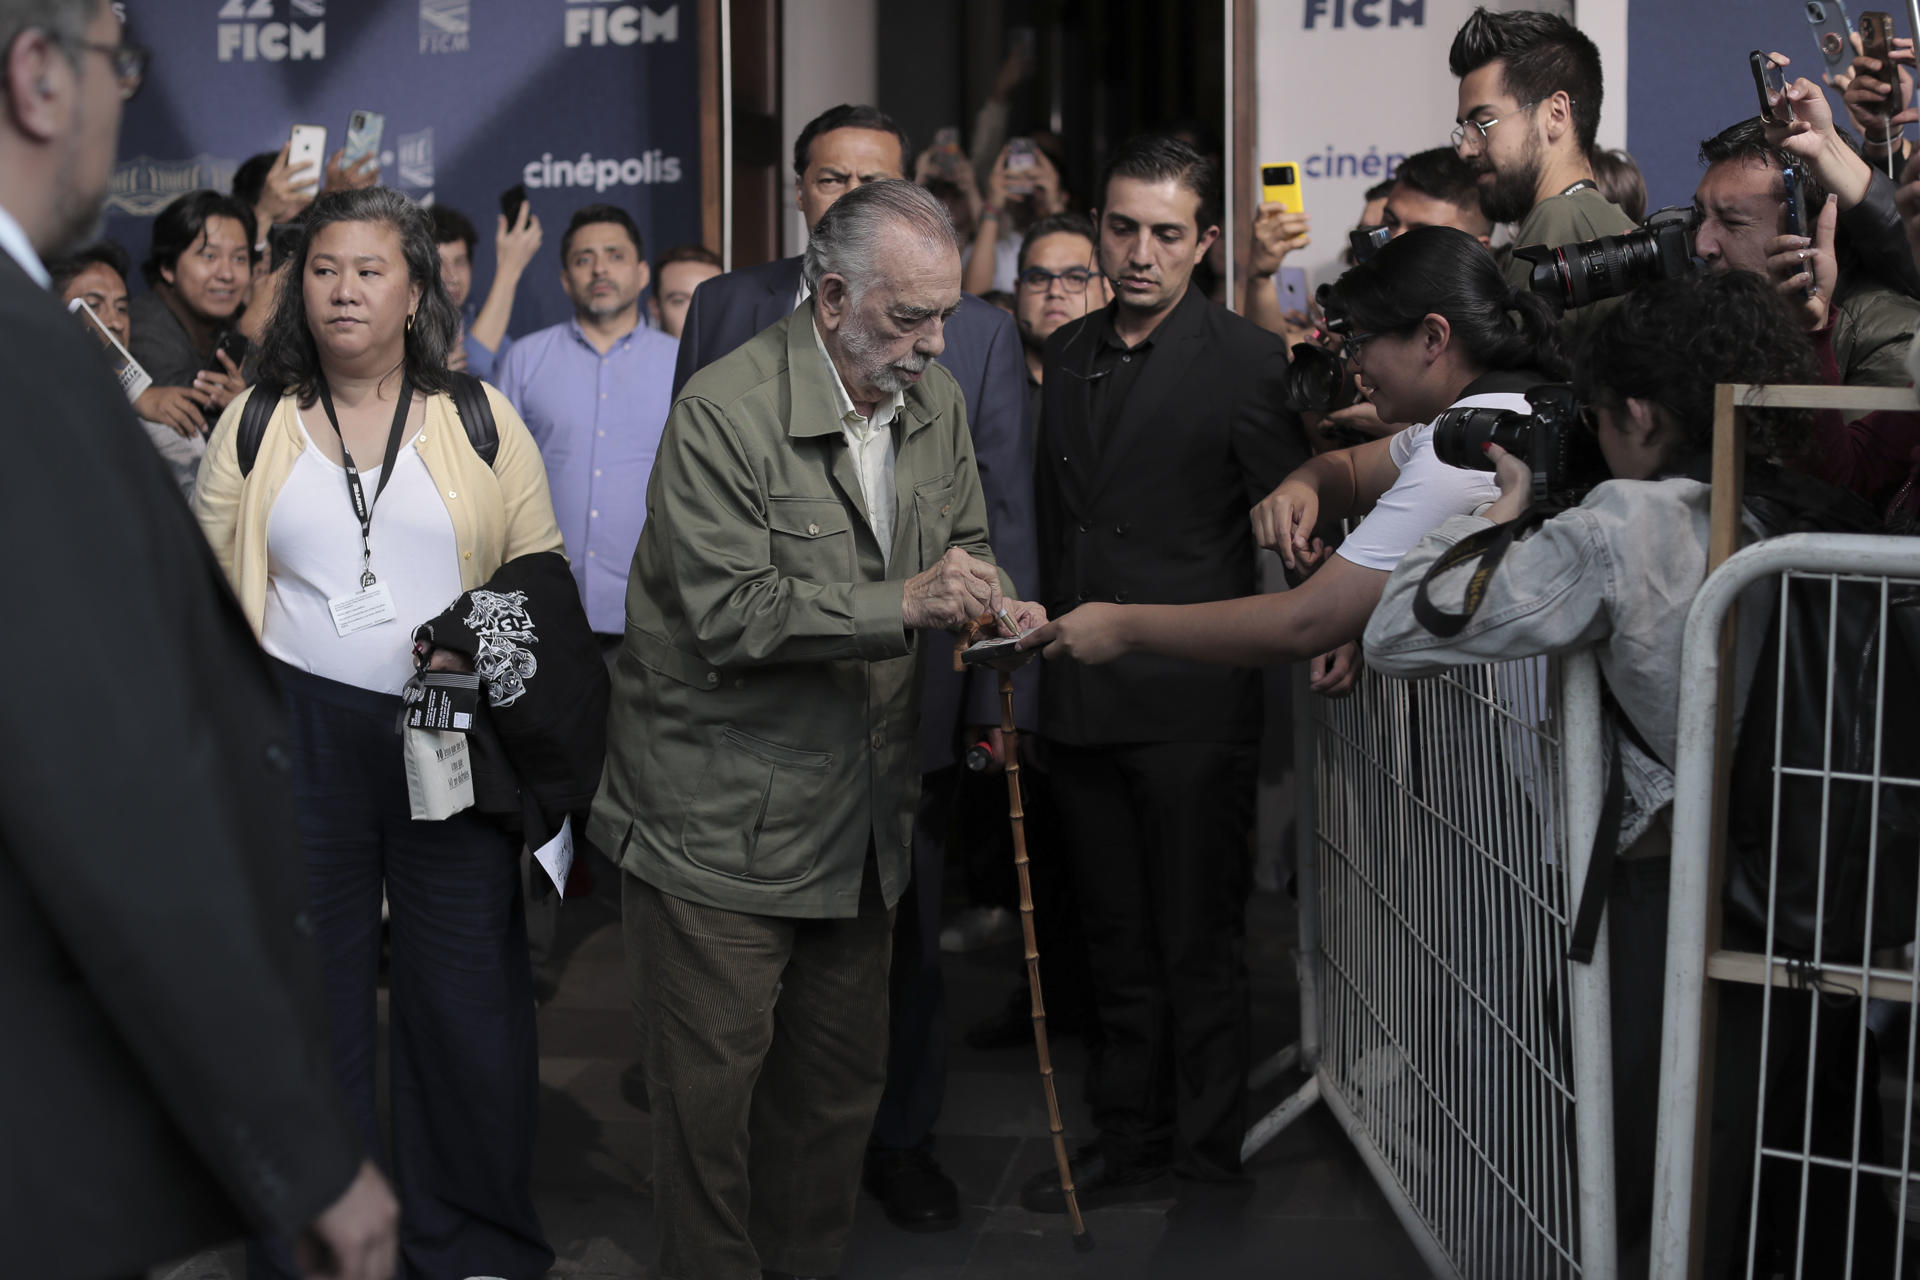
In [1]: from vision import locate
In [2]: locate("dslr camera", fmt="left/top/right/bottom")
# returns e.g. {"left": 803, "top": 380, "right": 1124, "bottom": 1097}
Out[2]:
{"left": 1516, "top": 205, "right": 1697, "bottom": 310}
{"left": 1430, "top": 384, "right": 1609, "bottom": 513}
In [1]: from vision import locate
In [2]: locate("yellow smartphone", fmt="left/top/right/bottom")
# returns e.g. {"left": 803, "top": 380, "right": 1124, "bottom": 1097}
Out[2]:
{"left": 1261, "top": 161, "right": 1304, "bottom": 213}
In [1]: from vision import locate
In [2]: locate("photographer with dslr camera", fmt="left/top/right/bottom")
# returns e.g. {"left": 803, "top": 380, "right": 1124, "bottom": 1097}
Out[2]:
{"left": 1020, "top": 226, "right": 1564, "bottom": 679}
{"left": 1448, "top": 7, "right": 1635, "bottom": 333}
{"left": 1362, "top": 270, "right": 1904, "bottom": 1276}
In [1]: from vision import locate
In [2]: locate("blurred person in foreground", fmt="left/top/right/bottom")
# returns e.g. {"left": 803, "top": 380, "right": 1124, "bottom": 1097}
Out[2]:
{"left": 195, "top": 186, "right": 562, "bottom": 1280}
{"left": 590, "top": 178, "right": 1044, "bottom": 1278}
{"left": 0, "top": 0, "right": 396, "bottom": 1275}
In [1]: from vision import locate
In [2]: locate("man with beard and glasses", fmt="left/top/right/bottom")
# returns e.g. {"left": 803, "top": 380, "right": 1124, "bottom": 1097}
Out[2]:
{"left": 0, "top": 0, "right": 397, "bottom": 1275}
{"left": 1449, "top": 7, "right": 1634, "bottom": 332}
{"left": 591, "top": 177, "right": 1046, "bottom": 1280}
{"left": 496, "top": 203, "right": 678, "bottom": 650}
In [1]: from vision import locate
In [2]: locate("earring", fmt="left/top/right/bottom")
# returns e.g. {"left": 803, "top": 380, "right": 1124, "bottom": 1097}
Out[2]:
{"left": 406, "top": 312, "right": 414, "bottom": 331}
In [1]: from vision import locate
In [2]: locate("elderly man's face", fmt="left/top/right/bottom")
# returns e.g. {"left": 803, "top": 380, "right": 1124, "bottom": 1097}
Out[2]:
{"left": 818, "top": 226, "right": 961, "bottom": 403}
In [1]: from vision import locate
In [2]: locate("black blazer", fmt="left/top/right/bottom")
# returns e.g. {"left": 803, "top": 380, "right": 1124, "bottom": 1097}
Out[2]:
{"left": 673, "top": 254, "right": 1042, "bottom": 767}
{"left": 0, "top": 254, "right": 359, "bottom": 1275}
{"left": 1034, "top": 285, "right": 1308, "bottom": 745}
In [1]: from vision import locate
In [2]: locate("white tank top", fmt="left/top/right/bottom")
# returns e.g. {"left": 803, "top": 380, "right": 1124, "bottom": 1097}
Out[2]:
{"left": 261, "top": 411, "right": 464, "bottom": 693}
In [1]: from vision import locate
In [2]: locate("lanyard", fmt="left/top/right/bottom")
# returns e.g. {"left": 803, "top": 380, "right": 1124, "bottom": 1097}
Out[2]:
{"left": 316, "top": 374, "right": 412, "bottom": 588}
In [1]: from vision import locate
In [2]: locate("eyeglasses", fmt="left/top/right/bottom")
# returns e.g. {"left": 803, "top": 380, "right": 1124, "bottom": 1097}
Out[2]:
{"left": 1017, "top": 266, "right": 1096, "bottom": 293}
{"left": 1339, "top": 330, "right": 1382, "bottom": 367}
{"left": 1449, "top": 100, "right": 1545, "bottom": 153}
{"left": 60, "top": 36, "right": 148, "bottom": 100}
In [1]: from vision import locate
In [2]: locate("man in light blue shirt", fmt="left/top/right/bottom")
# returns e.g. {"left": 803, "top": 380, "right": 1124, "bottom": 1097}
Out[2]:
{"left": 496, "top": 203, "right": 676, "bottom": 639}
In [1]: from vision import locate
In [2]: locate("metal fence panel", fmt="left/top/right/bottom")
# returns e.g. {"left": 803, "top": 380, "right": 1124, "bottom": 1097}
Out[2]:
{"left": 1653, "top": 532, "right": 1920, "bottom": 1280}
{"left": 1273, "top": 651, "right": 1615, "bottom": 1280}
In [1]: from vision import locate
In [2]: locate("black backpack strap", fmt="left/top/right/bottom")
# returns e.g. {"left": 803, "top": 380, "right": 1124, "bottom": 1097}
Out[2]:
{"left": 446, "top": 371, "right": 499, "bottom": 467}
{"left": 235, "top": 384, "right": 281, "bottom": 477}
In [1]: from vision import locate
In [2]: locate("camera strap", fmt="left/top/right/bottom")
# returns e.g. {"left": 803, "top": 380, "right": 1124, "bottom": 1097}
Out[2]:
{"left": 1409, "top": 511, "right": 1546, "bottom": 637}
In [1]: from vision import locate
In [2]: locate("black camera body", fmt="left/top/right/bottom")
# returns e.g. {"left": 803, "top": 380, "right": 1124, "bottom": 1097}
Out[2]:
{"left": 1429, "top": 384, "right": 1609, "bottom": 513}
{"left": 1516, "top": 205, "right": 1697, "bottom": 310}
{"left": 1282, "top": 342, "right": 1363, "bottom": 415}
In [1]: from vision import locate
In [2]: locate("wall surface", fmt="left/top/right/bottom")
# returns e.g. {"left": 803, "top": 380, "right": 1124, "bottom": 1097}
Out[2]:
{"left": 782, "top": 0, "right": 880, "bottom": 255}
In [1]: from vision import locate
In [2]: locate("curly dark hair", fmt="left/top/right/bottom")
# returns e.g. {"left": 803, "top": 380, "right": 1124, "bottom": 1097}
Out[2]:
{"left": 255, "top": 187, "right": 460, "bottom": 405}
{"left": 1322, "top": 225, "right": 1569, "bottom": 381}
{"left": 1574, "top": 270, "right": 1817, "bottom": 468}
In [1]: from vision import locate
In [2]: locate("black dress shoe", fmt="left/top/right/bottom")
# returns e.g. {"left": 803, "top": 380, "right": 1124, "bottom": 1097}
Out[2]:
{"left": 863, "top": 1145, "right": 960, "bottom": 1232}
{"left": 1019, "top": 1144, "right": 1169, "bottom": 1214}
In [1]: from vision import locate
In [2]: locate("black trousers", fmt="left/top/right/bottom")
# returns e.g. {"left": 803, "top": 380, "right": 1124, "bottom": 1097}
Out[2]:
{"left": 870, "top": 767, "right": 956, "bottom": 1151}
{"left": 1048, "top": 739, "right": 1258, "bottom": 1177}
{"left": 249, "top": 663, "right": 551, "bottom": 1280}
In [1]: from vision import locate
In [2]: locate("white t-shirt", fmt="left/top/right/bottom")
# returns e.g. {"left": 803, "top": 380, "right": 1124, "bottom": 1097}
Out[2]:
{"left": 261, "top": 412, "right": 463, "bottom": 693}
{"left": 1333, "top": 389, "right": 1532, "bottom": 572}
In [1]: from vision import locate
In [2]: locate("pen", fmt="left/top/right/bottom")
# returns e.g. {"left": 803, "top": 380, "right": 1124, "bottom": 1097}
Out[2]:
{"left": 995, "top": 607, "right": 1021, "bottom": 636}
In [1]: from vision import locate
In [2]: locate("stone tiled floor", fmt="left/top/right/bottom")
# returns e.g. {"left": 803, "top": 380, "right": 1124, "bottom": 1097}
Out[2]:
{"left": 157, "top": 852, "right": 1428, "bottom": 1280}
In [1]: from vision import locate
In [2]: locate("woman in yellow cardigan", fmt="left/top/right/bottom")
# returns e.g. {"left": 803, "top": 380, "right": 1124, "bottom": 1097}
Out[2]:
{"left": 194, "top": 187, "right": 561, "bottom": 1280}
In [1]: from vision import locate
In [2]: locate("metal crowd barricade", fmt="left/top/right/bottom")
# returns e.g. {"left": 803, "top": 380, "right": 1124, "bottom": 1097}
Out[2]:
{"left": 1639, "top": 381, "right": 1920, "bottom": 1280}
{"left": 1650, "top": 531, "right": 1920, "bottom": 1279}
{"left": 1246, "top": 650, "right": 1618, "bottom": 1280}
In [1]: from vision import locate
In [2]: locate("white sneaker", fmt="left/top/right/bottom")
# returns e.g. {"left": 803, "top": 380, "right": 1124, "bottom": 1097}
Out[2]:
{"left": 939, "top": 905, "right": 1019, "bottom": 954}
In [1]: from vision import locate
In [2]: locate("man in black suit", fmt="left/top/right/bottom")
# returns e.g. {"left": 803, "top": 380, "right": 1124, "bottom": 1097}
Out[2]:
{"left": 673, "top": 102, "right": 1037, "bottom": 1233}
{"left": 1020, "top": 134, "right": 1308, "bottom": 1210}
{"left": 0, "top": 3, "right": 394, "bottom": 1275}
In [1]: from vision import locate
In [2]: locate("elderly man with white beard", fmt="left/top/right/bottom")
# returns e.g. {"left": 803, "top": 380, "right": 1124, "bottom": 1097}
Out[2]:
{"left": 589, "top": 177, "right": 1045, "bottom": 1280}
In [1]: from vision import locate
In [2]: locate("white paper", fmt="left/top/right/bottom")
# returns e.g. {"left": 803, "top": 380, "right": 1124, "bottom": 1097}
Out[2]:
{"left": 402, "top": 727, "right": 474, "bottom": 821}
{"left": 328, "top": 581, "right": 398, "bottom": 636}
{"left": 532, "top": 815, "right": 575, "bottom": 898}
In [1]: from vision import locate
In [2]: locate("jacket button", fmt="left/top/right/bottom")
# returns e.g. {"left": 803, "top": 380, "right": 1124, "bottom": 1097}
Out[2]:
{"left": 1114, "top": 524, "right": 1127, "bottom": 536}
{"left": 1115, "top": 589, "right": 1130, "bottom": 603}
{"left": 263, "top": 743, "right": 290, "bottom": 773}
{"left": 870, "top": 730, "right": 884, "bottom": 749}
{"left": 1077, "top": 522, "right": 1089, "bottom": 533}
{"left": 808, "top": 522, "right": 821, "bottom": 536}
{"left": 705, "top": 672, "right": 719, "bottom": 686}
{"left": 940, "top": 503, "right": 950, "bottom": 515}
{"left": 1076, "top": 591, "right": 1089, "bottom": 602}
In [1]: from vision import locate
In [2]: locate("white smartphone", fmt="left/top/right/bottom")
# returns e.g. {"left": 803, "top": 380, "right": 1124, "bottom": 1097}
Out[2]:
{"left": 1278, "top": 266, "right": 1309, "bottom": 316}
{"left": 287, "top": 123, "right": 327, "bottom": 192}
{"left": 344, "top": 110, "right": 384, "bottom": 170}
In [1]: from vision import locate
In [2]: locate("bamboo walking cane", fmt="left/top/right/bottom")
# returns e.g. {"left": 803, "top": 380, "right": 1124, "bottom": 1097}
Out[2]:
{"left": 996, "top": 666, "right": 1093, "bottom": 1250}
{"left": 959, "top": 622, "right": 1092, "bottom": 1250}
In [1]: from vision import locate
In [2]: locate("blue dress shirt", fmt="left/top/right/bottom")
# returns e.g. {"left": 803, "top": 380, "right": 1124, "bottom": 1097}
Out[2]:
{"left": 495, "top": 317, "right": 678, "bottom": 634}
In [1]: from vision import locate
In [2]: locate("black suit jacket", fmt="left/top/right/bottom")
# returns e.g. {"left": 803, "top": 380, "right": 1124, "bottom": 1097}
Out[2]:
{"left": 0, "top": 253, "right": 359, "bottom": 1275}
{"left": 1034, "top": 285, "right": 1307, "bottom": 745}
{"left": 675, "top": 254, "right": 1041, "bottom": 767}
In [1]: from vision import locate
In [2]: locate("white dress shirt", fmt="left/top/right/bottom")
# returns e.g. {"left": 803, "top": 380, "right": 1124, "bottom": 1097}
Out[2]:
{"left": 811, "top": 316, "right": 902, "bottom": 570}
{"left": 0, "top": 203, "right": 50, "bottom": 288}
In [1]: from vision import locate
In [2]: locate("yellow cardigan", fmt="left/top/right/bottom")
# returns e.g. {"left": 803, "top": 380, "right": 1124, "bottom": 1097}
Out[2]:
{"left": 193, "top": 382, "right": 566, "bottom": 636}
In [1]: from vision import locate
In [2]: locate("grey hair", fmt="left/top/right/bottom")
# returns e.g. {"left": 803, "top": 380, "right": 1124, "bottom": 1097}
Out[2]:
{"left": 0, "top": 0, "right": 101, "bottom": 59}
{"left": 801, "top": 179, "right": 961, "bottom": 303}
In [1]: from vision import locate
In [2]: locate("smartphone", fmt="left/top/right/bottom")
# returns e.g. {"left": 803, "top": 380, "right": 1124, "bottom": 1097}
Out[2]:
{"left": 287, "top": 123, "right": 326, "bottom": 193}
{"left": 1860, "top": 10, "right": 1897, "bottom": 101}
{"left": 1782, "top": 163, "right": 1810, "bottom": 239}
{"left": 499, "top": 182, "right": 529, "bottom": 227}
{"left": 1278, "top": 266, "right": 1309, "bottom": 316}
{"left": 343, "top": 109, "right": 384, "bottom": 169}
{"left": 69, "top": 298, "right": 151, "bottom": 401}
{"left": 1806, "top": 0, "right": 1856, "bottom": 77}
{"left": 1751, "top": 50, "right": 1794, "bottom": 124}
{"left": 1261, "top": 162, "right": 1305, "bottom": 214}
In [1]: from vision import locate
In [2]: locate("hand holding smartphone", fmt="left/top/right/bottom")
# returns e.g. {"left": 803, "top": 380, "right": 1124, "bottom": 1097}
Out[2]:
{"left": 1750, "top": 50, "right": 1795, "bottom": 124}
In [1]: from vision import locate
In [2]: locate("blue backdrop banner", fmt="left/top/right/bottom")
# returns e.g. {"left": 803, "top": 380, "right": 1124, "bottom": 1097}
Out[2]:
{"left": 109, "top": 0, "right": 702, "bottom": 336}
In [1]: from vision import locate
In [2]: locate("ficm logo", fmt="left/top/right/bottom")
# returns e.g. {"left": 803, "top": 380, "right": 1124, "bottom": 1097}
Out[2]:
{"left": 524, "top": 150, "right": 683, "bottom": 191}
{"left": 564, "top": 1, "right": 678, "bottom": 48}
{"left": 1302, "top": 0, "right": 1424, "bottom": 28}
{"left": 216, "top": 0, "right": 326, "bottom": 62}
{"left": 421, "top": 0, "right": 470, "bottom": 53}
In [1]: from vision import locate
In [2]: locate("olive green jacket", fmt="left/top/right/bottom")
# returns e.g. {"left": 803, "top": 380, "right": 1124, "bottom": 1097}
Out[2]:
{"left": 589, "top": 305, "right": 1011, "bottom": 918}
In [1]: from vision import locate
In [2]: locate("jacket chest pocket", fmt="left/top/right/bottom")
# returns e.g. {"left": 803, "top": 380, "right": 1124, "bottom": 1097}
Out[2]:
{"left": 913, "top": 473, "right": 957, "bottom": 568}
{"left": 768, "top": 496, "right": 854, "bottom": 583}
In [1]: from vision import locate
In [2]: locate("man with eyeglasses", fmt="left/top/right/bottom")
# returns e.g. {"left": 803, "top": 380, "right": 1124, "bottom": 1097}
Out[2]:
{"left": 1013, "top": 212, "right": 1111, "bottom": 422}
{"left": 1448, "top": 7, "right": 1634, "bottom": 323}
{"left": 0, "top": 2, "right": 396, "bottom": 1276}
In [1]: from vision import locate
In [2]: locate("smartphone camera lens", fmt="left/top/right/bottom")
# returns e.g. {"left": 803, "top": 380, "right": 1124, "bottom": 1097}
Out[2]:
{"left": 1807, "top": 1, "right": 1823, "bottom": 17}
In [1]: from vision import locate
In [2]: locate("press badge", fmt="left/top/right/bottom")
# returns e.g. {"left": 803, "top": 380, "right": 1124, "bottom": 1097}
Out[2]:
{"left": 328, "top": 581, "right": 398, "bottom": 636}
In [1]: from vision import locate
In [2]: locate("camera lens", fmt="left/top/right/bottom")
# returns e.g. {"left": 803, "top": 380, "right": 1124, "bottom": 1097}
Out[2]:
{"left": 1282, "top": 343, "right": 1358, "bottom": 415}
{"left": 1808, "top": 1, "right": 1823, "bottom": 17}
{"left": 1430, "top": 405, "right": 1531, "bottom": 472}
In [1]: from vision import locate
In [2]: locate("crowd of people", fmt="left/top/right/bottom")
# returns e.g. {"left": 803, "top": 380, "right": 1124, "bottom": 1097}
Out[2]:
{"left": 5, "top": 0, "right": 1920, "bottom": 1278}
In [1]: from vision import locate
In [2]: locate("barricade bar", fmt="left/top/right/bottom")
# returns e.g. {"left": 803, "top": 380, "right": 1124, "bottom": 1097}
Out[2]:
{"left": 1704, "top": 949, "right": 1920, "bottom": 1004}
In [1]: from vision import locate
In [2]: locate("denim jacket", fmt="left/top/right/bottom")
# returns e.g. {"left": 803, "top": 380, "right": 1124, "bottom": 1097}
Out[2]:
{"left": 1363, "top": 477, "right": 1769, "bottom": 852}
